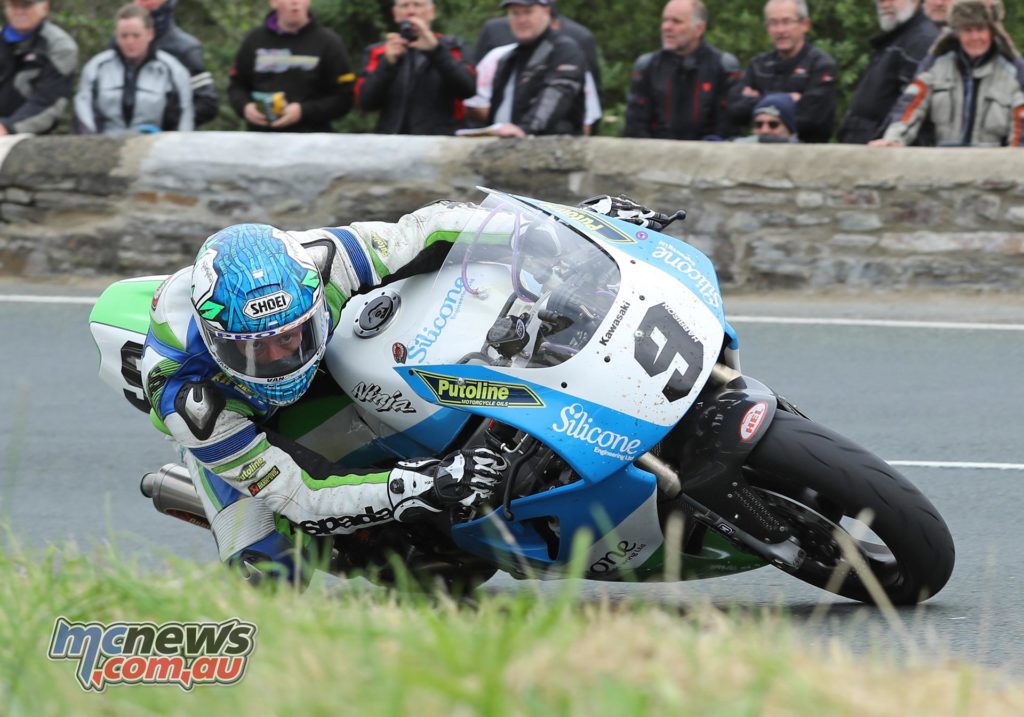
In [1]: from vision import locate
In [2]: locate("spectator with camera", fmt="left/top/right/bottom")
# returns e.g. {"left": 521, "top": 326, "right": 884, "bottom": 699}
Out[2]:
{"left": 624, "top": 0, "right": 740, "bottom": 140}
{"left": 131, "top": 0, "right": 218, "bottom": 126}
{"left": 0, "top": 0, "right": 78, "bottom": 136}
{"left": 486, "top": 0, "right": 585, "bottom": 137}
{"left": 228, "top": 0, "right": 354, "bottom": 132}
{"left": 871, "top": 0, "right": 1023, "bottom": 147}
{"left": 727, "top": 0, "right": 837, "bottom": 143}
{"left": 74, "top": 4, "right": 193, "bottom": 134}
{"left": 356, "top": 0, "right": 476, "bottom": 135}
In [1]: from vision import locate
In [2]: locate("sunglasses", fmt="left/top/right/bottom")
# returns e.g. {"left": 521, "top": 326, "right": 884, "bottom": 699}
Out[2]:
{"left": 753, "top": 119, "right": 782, "bottom": 130}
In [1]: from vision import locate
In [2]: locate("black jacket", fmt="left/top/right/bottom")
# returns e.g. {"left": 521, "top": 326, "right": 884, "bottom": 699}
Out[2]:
{"left": 727, "top": 42, "right": 837, "bottom": 143}
{"left": 148, "top": 0, "right": 218, "bottom": 126}
{"left": 473, "top": 15, "right": 601, "bottom": 100}
{"left": 228, "top": 13, "right": 354, "bottom": 132}
{"left": 0, "top": 19, "right": 78, "bottom": 134}
{"left": 624, "top": 41, "right": 740, "bottom": 140}
{"left": 488, "top": 28, "right": 585, "bottom": 136}
{"left": 838, "top": 9, "right": 939, "bottom": 143}
{"left": 356, "top": 34, "right": 475, "bottom": 135}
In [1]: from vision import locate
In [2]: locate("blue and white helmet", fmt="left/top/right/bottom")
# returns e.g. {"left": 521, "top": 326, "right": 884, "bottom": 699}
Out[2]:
{"left": 191, "top": 224, "right": 329, "bottom": 406}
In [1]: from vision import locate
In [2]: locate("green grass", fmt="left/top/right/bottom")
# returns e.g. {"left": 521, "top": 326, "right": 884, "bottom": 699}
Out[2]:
{"left": 1, "top": 538, "right": 1022, "bottom": 717}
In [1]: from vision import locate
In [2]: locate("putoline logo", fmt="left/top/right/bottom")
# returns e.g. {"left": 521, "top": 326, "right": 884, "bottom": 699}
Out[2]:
{"left": 243, "top": 291, "right": 292, "bottom": 319}
{"left": 413, "top": 370, "right": 544, "bottom": 408}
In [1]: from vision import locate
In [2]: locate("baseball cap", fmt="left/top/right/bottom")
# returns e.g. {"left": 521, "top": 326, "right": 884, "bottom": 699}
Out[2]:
{"left": 500, "top": 0, "right": 551, "bottom": 7}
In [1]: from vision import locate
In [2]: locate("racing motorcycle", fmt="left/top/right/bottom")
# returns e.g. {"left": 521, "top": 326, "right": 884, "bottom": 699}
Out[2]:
{"left": 88, "top": 189, "right": 955, "bottom": 604}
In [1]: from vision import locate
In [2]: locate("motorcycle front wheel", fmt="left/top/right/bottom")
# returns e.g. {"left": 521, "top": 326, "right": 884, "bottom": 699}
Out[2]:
{"left": 743, "top": 411, "right": 955, "bottom": 605}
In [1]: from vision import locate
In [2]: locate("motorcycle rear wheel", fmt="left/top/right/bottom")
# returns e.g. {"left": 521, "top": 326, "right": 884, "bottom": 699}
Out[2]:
{"left": 744, "top": 411, "right": 955, "bottom": 605}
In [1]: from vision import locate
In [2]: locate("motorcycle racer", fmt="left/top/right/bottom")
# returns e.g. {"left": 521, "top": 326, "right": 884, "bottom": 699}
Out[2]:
{"left": 141, "top": 203, "right": 516, "bottom": 583}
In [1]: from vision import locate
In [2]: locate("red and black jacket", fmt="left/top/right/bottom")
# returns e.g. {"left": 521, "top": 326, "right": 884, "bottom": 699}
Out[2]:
{"left": 624, "top": 41, "right": 740, "bottom": 140}
{"left": 356, "top": 34, "right": 475, "bottom": 135}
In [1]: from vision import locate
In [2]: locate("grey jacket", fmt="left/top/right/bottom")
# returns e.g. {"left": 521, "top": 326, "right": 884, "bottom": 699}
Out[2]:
{"left": 75, "top": 48, "right": 194, "bottom": 134}
{"left": 883, "top": 49, "right": 1024, "bottom": 147}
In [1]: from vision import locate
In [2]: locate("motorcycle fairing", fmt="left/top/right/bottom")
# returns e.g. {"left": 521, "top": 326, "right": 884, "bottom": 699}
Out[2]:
{"left": 89, "top": 276, "right": 168, "bottom": 414}
{"left": 509, "top": 194, "right": 739, "bottom": 350}
{"left": 400, "top": 363, "right": 667, "bottom": 480}
{"left": 450, "top": 462, "right": 664, "bottom": 578}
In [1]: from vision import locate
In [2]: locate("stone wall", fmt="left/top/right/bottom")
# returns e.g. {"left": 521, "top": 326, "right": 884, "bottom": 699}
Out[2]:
{"left": 1, "top": 133, "right": 1023, "bottom": 290}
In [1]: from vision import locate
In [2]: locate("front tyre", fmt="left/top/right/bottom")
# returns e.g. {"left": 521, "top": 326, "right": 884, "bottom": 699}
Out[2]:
{"left": 744, "top": 411, "right": 954, "bottom": 605}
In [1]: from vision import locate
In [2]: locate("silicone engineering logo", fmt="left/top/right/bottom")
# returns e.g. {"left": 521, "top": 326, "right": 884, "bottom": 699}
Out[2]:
{"left": 412, "top": 370, "right": 544, "bottom": 408}
{"left": 48, "top": 617, "right": 257, "bottom": 692}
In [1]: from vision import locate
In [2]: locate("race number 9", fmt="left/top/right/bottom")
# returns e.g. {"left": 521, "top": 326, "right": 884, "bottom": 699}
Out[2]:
{"left": 634, "top": 303, "right": 703, "bottom": 402}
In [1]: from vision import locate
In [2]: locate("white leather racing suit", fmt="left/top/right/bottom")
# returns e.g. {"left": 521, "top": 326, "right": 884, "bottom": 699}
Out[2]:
{"left": 140, "top": 201, "right": 489, "bottom": 578}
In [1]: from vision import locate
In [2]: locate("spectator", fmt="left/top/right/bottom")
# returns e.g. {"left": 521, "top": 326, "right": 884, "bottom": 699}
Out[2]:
{"left": 871, "top": 0, "right": 1024, "bottom": 147}
{"left": 735, "top": 92, "right": 799, "bottom": 143}
{"left": 133, "top": 0, "right": 218, "bottom": 126}
{"left": 726, "top": 0, "right": 837, "bottom": 143}
{"left": 624, "top": 0, "right": 740, "bottom": 140}
{"left": 464, "top": 41, "right": 601, "bottom": 134}
{"left": 74, "top": 4, "right": 193, "bottom": 134}
{"left": 355, "top": 0, "right": 475, "bottom": 135}
{"left": 228, "top": 0, "right": 355, "bottom": 132}
{"left": 924, "top": 0, "right": 952, "bottom": 28}
{"left": 487, "top": 0, "right": 585, "bottom": 137}
{"left": 473, "top": 2, "right": 600, "bottom": 106}
{"left": 0, "top": 0, "right": 77, "bottom": 136}
{"left": 837, "top": 0, "right": 938, "bottom": 143}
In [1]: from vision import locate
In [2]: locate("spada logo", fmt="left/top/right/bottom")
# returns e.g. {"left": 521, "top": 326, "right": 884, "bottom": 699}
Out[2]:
{"left": 48, "top": 618, "right": 257, "bottom": 692}
{"left": 243, "top": 291, "right": 292, "bottom": 319}
{"left": 413, "top": 370, "right": 544, "bottom": 408}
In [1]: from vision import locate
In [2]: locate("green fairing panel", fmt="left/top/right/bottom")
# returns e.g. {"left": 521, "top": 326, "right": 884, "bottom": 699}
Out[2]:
{"left": 89, "top": 278, "right": 164, "bottom": 334}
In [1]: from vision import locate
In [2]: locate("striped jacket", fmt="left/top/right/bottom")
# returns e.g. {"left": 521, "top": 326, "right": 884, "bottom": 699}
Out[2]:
{"left": 883, "top": 49, "right": 1024, "bottom": 147}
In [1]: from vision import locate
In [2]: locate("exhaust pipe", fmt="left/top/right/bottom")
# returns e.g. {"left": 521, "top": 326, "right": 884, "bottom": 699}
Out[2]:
{"left": 140, "top": 463, "right": 210, "bottom": 529}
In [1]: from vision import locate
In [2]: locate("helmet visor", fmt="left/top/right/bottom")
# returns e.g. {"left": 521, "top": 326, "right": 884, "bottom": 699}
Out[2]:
{"left": 202, "top": 303, "right": 328, "bottom": 381}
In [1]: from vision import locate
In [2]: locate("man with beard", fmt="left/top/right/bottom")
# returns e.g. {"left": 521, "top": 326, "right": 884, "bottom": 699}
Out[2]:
{"left": 837, "top": 0, "right": 938, "bottom": 143}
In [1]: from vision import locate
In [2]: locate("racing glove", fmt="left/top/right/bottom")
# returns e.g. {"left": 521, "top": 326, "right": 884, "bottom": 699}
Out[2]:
{"left": 388, "top": 447, "right": 508, "bottom": 526}
{"left": 578, "top": 194, "right": 687, "bottom": 231}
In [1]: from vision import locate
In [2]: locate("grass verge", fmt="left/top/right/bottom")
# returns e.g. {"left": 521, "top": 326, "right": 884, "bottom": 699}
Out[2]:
{"left": 1, "top": 538, "right": 1021, "bottom": 717}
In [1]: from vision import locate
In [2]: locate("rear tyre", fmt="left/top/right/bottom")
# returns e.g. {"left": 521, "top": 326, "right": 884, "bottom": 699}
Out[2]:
{"left": 744, "top": 411, "right": 954, "bottom": 605}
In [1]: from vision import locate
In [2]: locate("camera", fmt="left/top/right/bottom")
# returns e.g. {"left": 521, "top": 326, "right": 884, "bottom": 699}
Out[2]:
{"left": 398, "top": 20, "right": 418, "bottom": 42}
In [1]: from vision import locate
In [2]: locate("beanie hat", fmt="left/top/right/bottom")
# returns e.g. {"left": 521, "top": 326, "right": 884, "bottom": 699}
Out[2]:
{"left": 752, "top": 93, "right": 797, "bottom": 134}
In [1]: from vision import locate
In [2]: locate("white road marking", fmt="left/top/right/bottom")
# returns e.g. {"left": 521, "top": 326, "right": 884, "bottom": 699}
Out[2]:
{"left": 888, "top": 460, "right": 1024, "bottom": 472}
{"left": 0, "top": 294, "right": 96, "bottom": 305}
{"left": 729, "top": 315, "right": 1024, "bottom": 332}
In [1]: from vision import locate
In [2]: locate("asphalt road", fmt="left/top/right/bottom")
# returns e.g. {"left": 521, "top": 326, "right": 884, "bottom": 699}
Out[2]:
{"left": 2, "top": 281, "right": 1023, "bottom": 672}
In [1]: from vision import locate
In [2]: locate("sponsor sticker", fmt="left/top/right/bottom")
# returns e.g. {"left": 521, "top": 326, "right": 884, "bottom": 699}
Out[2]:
{"left": 739, "top": 402, "right": 768, "bottom": 442}
{"left": 242, "top": 291, "right": 292, "bottom": 319}
{"left": 247, "top": 466, "right": 280, "bottom": 496}
{"left": 413, "top": 370, "right": 544, "bottom": 408}
{"left": 552, "top": 403, "right": 642, "bottom": 461}
{"left": 392, "top": 342, "right": 408, "bottom": 364}
{"left": 535, "top": 200, "right": 637, "bottom": 244}
{"left": 48, "top": 618, "right": 257, "bottom": 692}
